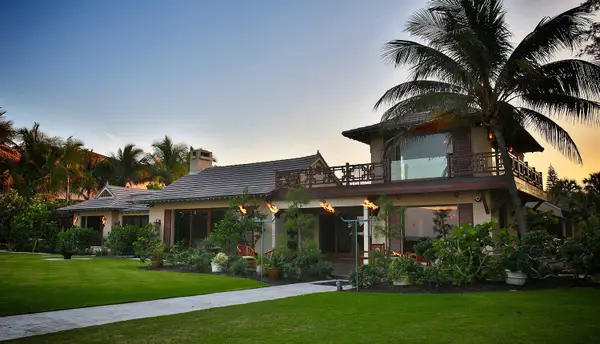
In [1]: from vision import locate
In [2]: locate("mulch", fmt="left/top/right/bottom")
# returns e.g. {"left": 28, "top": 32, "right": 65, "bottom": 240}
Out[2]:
{"left": 138, "top": 264, "right": 327, "bottom": 286}
{"left": 356, "top": 277, "right": 600, "bottom": 294}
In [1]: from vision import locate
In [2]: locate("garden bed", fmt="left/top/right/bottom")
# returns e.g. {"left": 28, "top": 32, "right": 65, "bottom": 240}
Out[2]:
{"left": 358, "top": 277, "right": 600, "bottom": 294}
{"left": 139, "top": 264, "right": 333, "bottom": 286}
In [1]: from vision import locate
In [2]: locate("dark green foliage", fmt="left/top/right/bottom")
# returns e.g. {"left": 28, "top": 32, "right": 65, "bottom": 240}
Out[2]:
{"left": 229, "top": 258, "right": 248, "bottom": 277}
{"left": 520, "top": 230, "right": 559, "bottom": 278}
{"left": 106, "top": 225, "right": 143, "bottom": 255}
{"left": 414, "top": 238, "right": 436, "bottom": 262}
{"left": 372, "top": 194, "right": 405, "bottom": 257}
{"left": 211, "top": 187, "right": 266, "bottom": 252}
{"left": 282, "top": 187, "right": 314, "bottom": 250}
{"left": 560, "top": 216, "right": 600, "bottom": 278}
{"left": 546, "top": 164, "right": 559, "bottom": 192}
{"left": 133, "top": 225, "right": 162, "bottom": 263}
{"left": 349, "top": 265, "right": 385, "bottom": 289}
{"left": 0, "top": 190, "right": 28, "bottom": 251}
{"left": 414, "top": 264, "right": 446, "bottom": 288}
{"left": 55, "top": 227, "right": 99, "bottom": 256}
{"left": 432, "top": 209, "right": 453, "bottom": 238}
{"left": 387, "top": 255, "right": 421, "bottom": 281}
{"left": 526, "top": 209, "right": 559, "bottom": 232}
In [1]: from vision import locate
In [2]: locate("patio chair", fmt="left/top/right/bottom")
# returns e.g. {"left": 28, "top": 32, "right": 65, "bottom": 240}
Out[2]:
{"left": 237, "top": 244, "right": 257, "bottom": 265}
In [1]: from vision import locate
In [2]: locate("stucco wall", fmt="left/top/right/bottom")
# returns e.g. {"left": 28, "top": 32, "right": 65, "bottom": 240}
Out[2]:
{"left": 74, "top": 210, "right": 117, "bottom": 239}
{"left": 471, "top": 126, "right": 492, "bottom": 154}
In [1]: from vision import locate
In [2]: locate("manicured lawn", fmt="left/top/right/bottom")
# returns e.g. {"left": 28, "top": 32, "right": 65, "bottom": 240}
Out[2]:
{"left": 0, "top": 253, "right": 264, "bottom": 316}
{"left": 8, "top": 288, "right": 600, "bottom": 344}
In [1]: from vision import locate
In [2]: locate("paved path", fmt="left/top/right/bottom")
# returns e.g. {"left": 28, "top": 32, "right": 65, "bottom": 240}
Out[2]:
{"left": 0, "top": 282, "right": 348, "bottom": 342}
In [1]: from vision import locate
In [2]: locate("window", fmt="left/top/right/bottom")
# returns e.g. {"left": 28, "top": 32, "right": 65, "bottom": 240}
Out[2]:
{"left": 390, "top": 133, "right": 452, "bottom": 180}
{"left": 122, "top": 215, "right": 149, "bottom": 227}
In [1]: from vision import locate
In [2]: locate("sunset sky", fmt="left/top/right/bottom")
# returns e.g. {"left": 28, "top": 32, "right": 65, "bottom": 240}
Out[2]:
{"left": 1, "top": 0, "right": 598, "bottom": 183}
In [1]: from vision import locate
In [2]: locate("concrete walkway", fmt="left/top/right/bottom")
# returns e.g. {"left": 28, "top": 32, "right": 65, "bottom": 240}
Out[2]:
{"left": 0, "top": 282, "right": 348, "bottom": 342}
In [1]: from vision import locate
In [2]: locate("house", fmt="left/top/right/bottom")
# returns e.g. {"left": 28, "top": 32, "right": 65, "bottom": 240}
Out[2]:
{"left": 59, "top": 185, "right": 158, "bottom": 239}
{"left": 59, "top": 116, "right": 548, "bottom": 263}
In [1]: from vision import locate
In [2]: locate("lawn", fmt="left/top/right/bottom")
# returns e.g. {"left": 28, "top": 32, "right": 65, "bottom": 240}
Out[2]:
{"left": 7, "top": 288, "right": 600, "bottom": 344}
{"left": 0, "top": 253, "right": 264, "bottom": 316}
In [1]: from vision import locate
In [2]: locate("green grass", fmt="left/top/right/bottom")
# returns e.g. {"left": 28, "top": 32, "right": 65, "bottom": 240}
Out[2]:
{"left": 0, "top": 253, "right": 264, "bottom": 316}
{"left": 8, "top": 288, "right": 600, "bottom": 344}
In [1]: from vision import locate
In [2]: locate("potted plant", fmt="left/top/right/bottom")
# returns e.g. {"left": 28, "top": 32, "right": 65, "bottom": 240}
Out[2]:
{"left": 266, "top": 264, "right": 278, "bottom": 280}
{"left": 503, "top": 246, "right": 527, "bottom": 286}
{"left": 150, "top": 242, "right": 166, "bottom": 268}
{"left": 387, "top": 256, "right": 417, "bottom": 286}
{"left": 56, "top": 231, "right": 75, "bottom": 259}
{"left": 211, "top": 252, "right": 228, "bottom": 272}
{"left": 256, "top": 255, "right": 269, "bottom": 276}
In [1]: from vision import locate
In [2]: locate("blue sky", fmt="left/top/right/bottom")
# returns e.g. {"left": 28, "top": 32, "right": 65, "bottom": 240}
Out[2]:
{"left": 1, "top": 0, "right": 597, "bottom": 181}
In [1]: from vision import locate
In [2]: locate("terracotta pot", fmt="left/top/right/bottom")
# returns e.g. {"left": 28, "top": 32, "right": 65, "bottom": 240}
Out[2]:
{"left": 267, "top": 267, "right": 278, "bottom": 280}
{"left": 151, "top": 261, "right": 164, "bottom": 269}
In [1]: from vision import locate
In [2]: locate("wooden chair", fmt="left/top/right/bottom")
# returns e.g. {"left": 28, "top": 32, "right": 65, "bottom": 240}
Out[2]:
{"left": 237, "top": 244, "right": 257, "bottom": 265}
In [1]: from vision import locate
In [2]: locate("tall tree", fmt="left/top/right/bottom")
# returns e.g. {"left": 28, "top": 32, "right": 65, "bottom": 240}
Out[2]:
{"left": 579, "top": 0, "right": 600, "bottom": 59}
{"left": 57, "top": 137, "right": 86, "bottom": 200}
{"left": 108, "top": 144, "right": 150, "bottom": 187}
{"left": 147, "top": 136, "right": 188, "bottom": 185}
{"left": 375, "top": 0, "right": 600, "bottom": 236}
{"left": 546, "top": 164, "right": 559, "bottom": 192}
{"left": 0, "top": 109, "right": 19, "bottom": 163}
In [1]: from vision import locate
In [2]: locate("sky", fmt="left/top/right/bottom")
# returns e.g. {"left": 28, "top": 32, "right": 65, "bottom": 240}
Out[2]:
{"left": 0, "top": 0, "right": 598, "bottom": 183}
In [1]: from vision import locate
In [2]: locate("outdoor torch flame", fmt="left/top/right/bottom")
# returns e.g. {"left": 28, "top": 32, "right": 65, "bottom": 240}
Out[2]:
{"left": 362, "top": 200, "right": 379, "bottom": 211}
{"left": 266, "top": 201, "right": 279, "bottom": 214}
{"left": 320, "top": 201, "right": 336, "bottom": 214}
{"left": 238, "top": 205, "right": 248, "bottom": 215}
{"left": 101, "top": 216, "right": 107, "bottom": 225}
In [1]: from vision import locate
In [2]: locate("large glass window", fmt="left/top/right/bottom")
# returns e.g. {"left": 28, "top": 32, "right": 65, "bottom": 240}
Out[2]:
{"left": 122, "top": 215, "right": 149, "bottom": 227}
{"left": 390, "top": 133, "right": 452, "bottom": 180}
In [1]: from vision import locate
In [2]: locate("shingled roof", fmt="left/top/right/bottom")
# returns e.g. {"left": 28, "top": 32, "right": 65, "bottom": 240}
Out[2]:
{"left": 134, "top": 153, "right": 322, "bottom": 204}
{"left": 59, "top": 185, "right": 156, "bottom": 213}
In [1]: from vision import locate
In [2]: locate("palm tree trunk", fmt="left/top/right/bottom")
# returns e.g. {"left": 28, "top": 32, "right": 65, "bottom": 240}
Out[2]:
{"left": 491, "top": 126, "right": 528, "bottom": 237}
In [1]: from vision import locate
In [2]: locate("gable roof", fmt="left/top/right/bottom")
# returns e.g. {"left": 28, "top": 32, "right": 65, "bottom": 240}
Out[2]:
{"left": 134, "top": 153, "right": 321, "bottom": 204}
{"left": 58, "top": 185, "right": 156, "bottom": 213}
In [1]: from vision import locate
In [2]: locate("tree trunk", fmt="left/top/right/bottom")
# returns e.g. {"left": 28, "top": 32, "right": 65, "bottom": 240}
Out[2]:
{"left": 491, "top": 126, "right": 528, "bottom": 237}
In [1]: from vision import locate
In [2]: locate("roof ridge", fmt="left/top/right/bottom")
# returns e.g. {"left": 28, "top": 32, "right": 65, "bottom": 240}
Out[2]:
{"left": 208, "top": 153, "right": 319, "bottom": 170}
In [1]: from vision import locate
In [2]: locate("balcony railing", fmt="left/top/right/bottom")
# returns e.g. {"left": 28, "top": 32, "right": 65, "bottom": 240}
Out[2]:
{"left": 275, "top": 152, "right": 543, "bottom": 190}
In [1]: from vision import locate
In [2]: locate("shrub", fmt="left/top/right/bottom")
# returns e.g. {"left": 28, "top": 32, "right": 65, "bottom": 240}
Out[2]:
{"left": 414, "top": 238, "right": 436, "bottom": 263}
{"left": 151, "top": 242, "right": 166, "bottom": 262}
{"left": 11, "top": 202, "right": 60, "bottom": 252}
{"left": 229, "top": 258, "right": 248, "bottom": 276}
{"left": 167, "top": 243, "right": 215, "bottom": 272}
{"left": 292, "top": 241, "right": 332, "bottom": 279}
{"left": 55, "top": 227, "right": 100, "bottom": 255}
{"left": 387, "top": 256, "right": 420, "bottom": 282}
{"left": 0, "top": 191, "right": 29, "bottom": 251}
{"left": 560, "top": 216, "right": 600, "bottom": 278}
{"left": 414, "top": 263, "right": 445, "bottom": 288}
{"left": 56, "top": 230, "right": 76, "bottom": 257}
{"left": 520, "top": 230, "right": 558, "bottom": 279}
{"left": 106, "top": 225, "right": 141, "bottom": 255}
{"left": 349, "top": 265, "right": 385, "bottom": 289}
{"left": 133, "top": 226, "right": 161, "bottom": 263}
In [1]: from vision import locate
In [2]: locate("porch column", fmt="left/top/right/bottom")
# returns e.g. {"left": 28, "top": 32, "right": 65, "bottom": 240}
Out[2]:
{"left": 363, "top": 205, "right": 369, "bottom": 265}
{"left": 271, "top": 212, "right": 277, "bottom": 249}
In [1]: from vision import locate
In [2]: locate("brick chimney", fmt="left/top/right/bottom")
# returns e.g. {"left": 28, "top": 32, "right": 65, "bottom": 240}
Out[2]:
{"left": 189, "top": 149, "right": 213, "bottom": 174}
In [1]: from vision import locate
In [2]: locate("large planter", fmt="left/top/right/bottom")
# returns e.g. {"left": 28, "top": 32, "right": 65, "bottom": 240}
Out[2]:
{"left": 392, "top": 274, "right": 412, "bottom": 286}
{"left": 256, "top": 265, "right": 268, "bottom": 276}
{"left": 505, "top": 270, "right": 527, "bottom": 286}
{"left": 267, "top": 267, "right": 278, "bottom": 280}
{"left": 151, "top": 261, "right": 164, "bottom": 269}
{"left": 211, "top": 262, "right": 224, "bottom": 273}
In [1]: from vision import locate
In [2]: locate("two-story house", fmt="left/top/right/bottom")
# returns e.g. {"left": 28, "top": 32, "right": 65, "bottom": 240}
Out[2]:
{"left": 59, "top": 117, "right": 547, "bottom": 263}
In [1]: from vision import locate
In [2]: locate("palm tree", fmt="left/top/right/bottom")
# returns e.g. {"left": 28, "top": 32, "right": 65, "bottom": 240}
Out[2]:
{"left": 147, "top": 136, "right": 189, "bottom": 185}
{"left": 0, "top": 109, "right": 19, "bottom": 163}
{"left": 57, "top": 137, "right": 86, "bottom": 200}
{"left": 109, "top": 144, "right": 150, "bottom": 187}
{"left": 374, "top": 0, "right": 600, "bottom": 236}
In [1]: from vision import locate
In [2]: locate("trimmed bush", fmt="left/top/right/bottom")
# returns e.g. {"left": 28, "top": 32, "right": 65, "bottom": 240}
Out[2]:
{"left": 106, "top": 225, "right": 142, "bottom": 255}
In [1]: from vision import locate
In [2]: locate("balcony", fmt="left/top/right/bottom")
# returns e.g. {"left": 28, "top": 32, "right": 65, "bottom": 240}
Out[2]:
{"left": 275, "top": 152, "right": 543, "bottom": 190}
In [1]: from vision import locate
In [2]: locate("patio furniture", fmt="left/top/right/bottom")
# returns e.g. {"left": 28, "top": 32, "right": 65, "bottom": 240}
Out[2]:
{"left": 237, "top": 244, "right": 257, "bottom": 265}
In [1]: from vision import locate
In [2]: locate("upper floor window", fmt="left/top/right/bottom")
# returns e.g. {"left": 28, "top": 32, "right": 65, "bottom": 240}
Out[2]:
{"left": 391, "top": 133, "right": 452, "bottom": 180}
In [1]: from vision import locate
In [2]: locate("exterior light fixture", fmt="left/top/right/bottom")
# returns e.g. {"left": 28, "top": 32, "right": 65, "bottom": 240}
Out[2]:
{"left": 488, "top": 132, "right": 494, "bottom": 140}
{"left": 72, "top": 215, "right": 78, "bottom": 226}
{"left": 265, "top": 200, "right": 283, "bottom": 218}
{"left": 154, "top": 219, "right": 161, "bottom": 225}
{"left": 508, "top": 146, "right": 514, "bottom": 153}
{"left": 101, "top": 216, "right": 107, "bottom": 225}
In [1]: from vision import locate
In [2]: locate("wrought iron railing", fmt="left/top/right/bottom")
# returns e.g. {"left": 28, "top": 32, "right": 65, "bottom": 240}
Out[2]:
{"left": 276, "top": 152, "right": 543, "bottom": 190}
